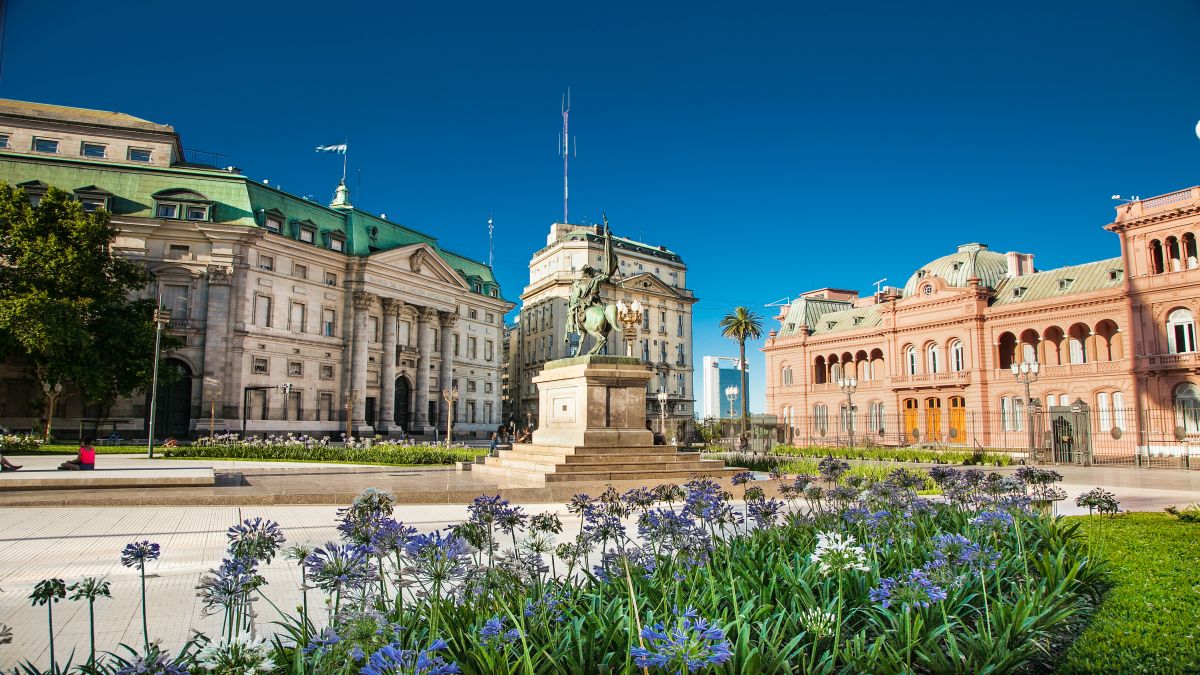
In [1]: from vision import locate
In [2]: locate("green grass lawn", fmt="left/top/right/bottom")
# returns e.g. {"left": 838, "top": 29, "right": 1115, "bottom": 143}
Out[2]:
{"left": 4, "top": 444, "right": 146, "bottom": 455}
{"left": 1057, "top": 513, "right": 1200, "bottom": 674}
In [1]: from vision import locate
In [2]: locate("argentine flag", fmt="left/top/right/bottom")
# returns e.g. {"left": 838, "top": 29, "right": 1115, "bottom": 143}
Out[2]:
{"left": 315, "top": 143, "right": 347, "bottom": 154}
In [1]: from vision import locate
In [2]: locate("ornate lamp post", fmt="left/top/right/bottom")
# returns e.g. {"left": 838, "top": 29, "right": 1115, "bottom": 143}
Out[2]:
{"left": 146, "top": 306, "right": 171, "bottom": 458}
{"left": 615, "top": 299, "right": 644, "bottom": 358}
{"left": 656, "top": 388, "right": 669, "bottom": 438}
{"left": 343, "top": 388, "right": 357, "bottom": 442}
{"left": 838, "top": 376, "right": 858, "bottom": 449}
{"left": 208, "top": 383, "right": 223, "bottom": 438}
{"left": 1010, "top": 361, "right": 1040, "bottom": 458}
{"left": 724, "top": 385, "right": 739, "bottom": 440}
{"left": 442, "top": 386, "right": 460, "bottom": 445}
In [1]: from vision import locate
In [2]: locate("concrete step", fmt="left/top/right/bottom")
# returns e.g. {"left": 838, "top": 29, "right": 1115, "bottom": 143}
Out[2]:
{"left": 512, "top": 443, "right": 683, "bottom": 456}
{"left": 544, "top": 464, "right": 742, "bottom": 483}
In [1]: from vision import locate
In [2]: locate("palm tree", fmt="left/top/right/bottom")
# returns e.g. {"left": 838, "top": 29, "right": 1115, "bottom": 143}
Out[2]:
{"left": 719, "top": 307, "right": 764, "bottom": 432}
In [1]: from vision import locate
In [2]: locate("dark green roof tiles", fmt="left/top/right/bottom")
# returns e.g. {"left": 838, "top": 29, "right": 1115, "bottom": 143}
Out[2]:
{"left": 991, "top": 258, "right": 1123, "bottom": 306}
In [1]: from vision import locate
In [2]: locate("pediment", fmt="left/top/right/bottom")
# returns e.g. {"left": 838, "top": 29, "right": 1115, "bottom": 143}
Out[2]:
{"left": 367, "top": 243, "right": 470, "bottom": 290}
{"left": 617, "top": 272, "right": 685, "bottom": 298}
{"left": 152, "top": 188, "right": 210, "bottom": 202}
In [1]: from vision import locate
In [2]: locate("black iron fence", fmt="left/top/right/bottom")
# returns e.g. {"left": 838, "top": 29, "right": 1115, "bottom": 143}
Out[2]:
{"left": 719, "top": 405, "right": 1200, "bottom": 470}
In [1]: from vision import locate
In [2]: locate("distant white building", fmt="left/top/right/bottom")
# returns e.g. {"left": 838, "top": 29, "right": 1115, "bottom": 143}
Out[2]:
{"left": 702, "top": 356, "right": 748, "bottom": 419}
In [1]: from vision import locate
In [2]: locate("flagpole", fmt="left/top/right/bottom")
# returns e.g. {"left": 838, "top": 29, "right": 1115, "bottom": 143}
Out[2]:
{"left": 342, "top": 138, "right": 348, "bottom": 183}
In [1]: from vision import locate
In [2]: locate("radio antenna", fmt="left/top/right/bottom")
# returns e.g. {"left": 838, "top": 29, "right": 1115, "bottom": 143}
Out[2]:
{"left": 558, "top": 87, "right": 575, "bottom": 224}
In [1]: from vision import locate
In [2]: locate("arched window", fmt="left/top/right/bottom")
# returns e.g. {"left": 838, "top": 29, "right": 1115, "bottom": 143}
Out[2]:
{"left": 868, "top": 401, "right": 885, "bottom": 435}
{"left": 950, "top": 339, "right": 965, "bottom": 372}
{"left": 926, "top": 343, "right": 940, "bottom": 374}
{"left": 1097, "top": 392, "right": 1111, "bottom": 431}
{"left": 1112, "top": 392, "right": 1126, "bottom": 431}
{"left": 1174, "top": 383, "right": 1200, "bottom": 434}
{"left": 1068, "top": 324, "right": 1089, "bottom": 364}
{"left": 813, "top": 404, "right": 829, "bottom": 435}
{"left": 781, "top": 365, "right": 793, "bottom": 387}
{"left": 1168, "top": 308, "right": 1196, "bottom": 354}
{"left": 1150, "top": 239, "right": 1164, "bottom": 275}
{"left": 1000, "top": 396, "right": 1024, "bottom": 432}
{"left": 813, "top": 356, "right": 826, "bottom": 385}
{"left": 905, "top": 346, "right": 918, "bottom": 375}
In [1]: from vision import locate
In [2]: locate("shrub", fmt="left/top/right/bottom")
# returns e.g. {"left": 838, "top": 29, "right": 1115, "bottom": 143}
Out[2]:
{"left": 769, "top": 444, "right": 1013, "bottom": 466}
{"left": 1164, "top": 504, "right": 1200, "bottom": 523}
{"left": 1075, "top": 488, "right": 1120, "bottom": 516}
{"left": 164, "top": 442, "right": 482, "bottom": 466}
{"left": 0, "top": 433, "right": 44, "bottom": 454}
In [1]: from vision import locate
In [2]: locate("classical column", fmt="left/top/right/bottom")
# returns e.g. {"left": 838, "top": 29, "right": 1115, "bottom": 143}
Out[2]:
{"left": 414, "top": 307, "right": 438, "bottom": 432}
{"left": 438, "top": 311, "right": 458, "bottom": 429}
{"left": 202, "top": 265, "right": 233, "bottom": 423}
{"left": 378, "top": 298, "right": 403, "bottom": 434}
{"left": 350, "top": 291, "right": 372, "bottom": 429}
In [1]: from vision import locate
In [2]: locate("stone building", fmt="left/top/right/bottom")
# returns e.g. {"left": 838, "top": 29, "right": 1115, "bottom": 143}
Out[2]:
{"left": 763, "top": 185, "right": 1200, "bottom": 462}
{"left": 512, "top": 223, "right": 696, "bottom": 431}
{"left": 0, "top": 99, "right": 511, "bottom": 439}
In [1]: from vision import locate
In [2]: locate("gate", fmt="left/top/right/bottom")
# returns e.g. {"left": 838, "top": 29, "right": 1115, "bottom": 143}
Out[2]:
{"left": 1035, "top": 401, "right": 1093, "bottom": 466}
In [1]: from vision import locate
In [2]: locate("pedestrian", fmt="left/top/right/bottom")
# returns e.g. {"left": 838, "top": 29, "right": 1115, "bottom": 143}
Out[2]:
{"left": 58, "top": 438, "right": 96, "bottom": 471}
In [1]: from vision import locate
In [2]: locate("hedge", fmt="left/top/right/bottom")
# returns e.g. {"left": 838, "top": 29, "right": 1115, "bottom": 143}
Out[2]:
{"left": 161, "top": 443, "right": 484, "bottom": 466}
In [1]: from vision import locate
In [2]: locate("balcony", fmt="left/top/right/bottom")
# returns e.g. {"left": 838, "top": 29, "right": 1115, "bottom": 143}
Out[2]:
{"left": 891, "top": 371, "right": 972, "bottom": 386}
{"left": 1140, "top": 352, "right": 1200, "bottom": 370}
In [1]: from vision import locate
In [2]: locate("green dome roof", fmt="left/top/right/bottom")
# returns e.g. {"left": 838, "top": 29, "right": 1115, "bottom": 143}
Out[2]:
{"left": 903, "top": 243, "right": 1010, "bottom": 296}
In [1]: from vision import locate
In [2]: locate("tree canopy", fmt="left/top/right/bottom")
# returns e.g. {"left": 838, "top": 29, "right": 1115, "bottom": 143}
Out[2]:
{"left": 0, "top": 184, "right": 175, "bottom": 406}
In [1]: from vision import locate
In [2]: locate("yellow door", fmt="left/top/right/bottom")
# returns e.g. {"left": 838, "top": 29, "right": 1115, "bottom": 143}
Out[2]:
{"left": 925, "top": 398, "right": 942, "bottom": 443}
{"left": 949, "top": 396, "right": 966, "bottom": 444}
{"left": 903, "top": 399, "right": 920, "bottom": 442}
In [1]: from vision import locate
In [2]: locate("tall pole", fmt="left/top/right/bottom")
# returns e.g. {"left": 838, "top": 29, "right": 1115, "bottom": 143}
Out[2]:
{"left": 560, "top": 88, "right": 572, "bottom": 224}
{"left": 146, "top": 307, "right": 170, "bottom": 459}
{"left": 1011, "top": 362, "right": 1040, "bottom": 460}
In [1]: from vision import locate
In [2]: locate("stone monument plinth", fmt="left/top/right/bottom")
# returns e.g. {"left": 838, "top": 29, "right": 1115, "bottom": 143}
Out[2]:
{"left": 470, "top": 355, "right": 740, "bottom": 484}
{"left": 532, "top": 355, "right": 653, "bottom": 448}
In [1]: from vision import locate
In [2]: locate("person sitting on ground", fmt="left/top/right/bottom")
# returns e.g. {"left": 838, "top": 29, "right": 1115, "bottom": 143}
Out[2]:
{"left": 162, "top": 438, "right": 178, "bottom": 448}
{"left": 0, "top": 456, "right": 21, "bottom": 472}
{"left": 516, "top": 426, "right": 532, "bottom": 443}
{"left": 58, "top": 438, "right": 96, "bottom": 471}
{"left": 647, "top": 420, "right": 666, "bottom": 446}
{"left": 489, "top": 425, "right": 510, "bottom": 453}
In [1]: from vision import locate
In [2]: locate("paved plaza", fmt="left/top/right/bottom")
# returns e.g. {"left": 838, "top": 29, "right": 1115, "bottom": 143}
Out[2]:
{"left": 2, "top": 457, "right": 1200, "bottom": 668}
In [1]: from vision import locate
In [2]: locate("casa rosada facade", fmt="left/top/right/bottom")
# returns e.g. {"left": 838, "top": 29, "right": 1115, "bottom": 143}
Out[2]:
{"left": 764, "top": 185, "right": 1200, "bottom": 458}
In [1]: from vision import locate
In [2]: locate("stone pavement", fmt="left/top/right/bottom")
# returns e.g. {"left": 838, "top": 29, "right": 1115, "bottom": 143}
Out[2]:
{"left": 2, "top": 456, "right": 1199, "bottom": 668}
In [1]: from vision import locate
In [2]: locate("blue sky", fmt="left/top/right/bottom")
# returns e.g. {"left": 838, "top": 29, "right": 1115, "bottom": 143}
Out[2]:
{"left": 4, "top": 0, "right": 1200, "bottom": 413}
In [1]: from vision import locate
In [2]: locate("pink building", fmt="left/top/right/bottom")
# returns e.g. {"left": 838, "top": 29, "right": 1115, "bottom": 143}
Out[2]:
{"left": 763, "top": 185, "right": 1200, "bottom": 465}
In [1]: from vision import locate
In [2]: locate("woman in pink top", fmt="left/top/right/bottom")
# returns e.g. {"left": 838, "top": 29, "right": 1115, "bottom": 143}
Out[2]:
{"left": 59, "top": 439, "right": 96, "bottom": 471}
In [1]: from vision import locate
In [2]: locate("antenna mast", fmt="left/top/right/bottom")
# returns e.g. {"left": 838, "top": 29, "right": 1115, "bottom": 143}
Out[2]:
{"left": 488, "top": 213, "right": 494, "bottom": 268}
{"left": 559, "top": 88, "right": 574, "bottom": 224}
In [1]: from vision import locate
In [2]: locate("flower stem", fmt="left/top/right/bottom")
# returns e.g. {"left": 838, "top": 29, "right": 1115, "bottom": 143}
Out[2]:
{"left": 47, "top": 602, "right": 56, "bottom": 675}
{"left": 140, "top": 564, "right": 149, "bottom": 653}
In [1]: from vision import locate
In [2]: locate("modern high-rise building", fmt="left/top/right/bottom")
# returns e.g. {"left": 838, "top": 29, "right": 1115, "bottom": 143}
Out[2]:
{"left": 0, "top": 98, "right": 512, "bottom": 439}
{"left": 702, "top": 356, "right": 749, "bottom": 420}
{"left": 512, "top": 222, "right": 696, "bottom": 430}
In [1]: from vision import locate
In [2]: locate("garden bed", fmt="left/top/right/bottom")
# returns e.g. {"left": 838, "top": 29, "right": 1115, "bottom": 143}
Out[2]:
{"left": 11, "top": 468, "right": 1107, "bottom": 674}
{"left": 768, "top": 444, "right": 1014, "bottom": 466}
{"left": 162, "top": 443, "right": 483, "bottom": 466}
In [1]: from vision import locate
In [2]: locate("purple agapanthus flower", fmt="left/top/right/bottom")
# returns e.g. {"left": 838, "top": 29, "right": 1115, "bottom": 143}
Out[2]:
{"left": 360, "top": 639, "right": 460, "bottom": 675}
{"left": 226, "top": 517, "right": 286, "bottom": 564}
{"left": 630, "top": 607, "right": 733, "bottom": 673}
{"left": 304, "top": 542, "right": 376, "bottom": 593}
{"left": 747, "top": 498, "right": 784, "bottom": 529}
{"left": 120, "top": 541, "right": 161, "bottom": 568}
{"left": 731, "top": 471, "right": 755, "bottom": 486}
{"left": 972, "top": 510, "right": 1014, "bottom": 531}
{"left": 404, "top": 531, "right": 472, "bottom": 586}
{"left": 869, "top": 568, "right": 948, "bottom": 609}
{"left": 479, "top": 615, "right": 522, "bottom": 648}
{"left": 302, "top": 626, "right": 342, "bottom": 656}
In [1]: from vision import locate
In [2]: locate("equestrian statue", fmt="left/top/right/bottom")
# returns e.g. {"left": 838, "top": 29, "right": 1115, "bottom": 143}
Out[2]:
{"left": 565, "top": 216, "right": 621, "bottom": 357}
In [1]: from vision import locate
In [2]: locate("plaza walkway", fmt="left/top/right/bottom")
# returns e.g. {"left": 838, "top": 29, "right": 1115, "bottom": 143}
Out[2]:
{"left": 1, "top": 456, "right": 1199, "bottom": 668}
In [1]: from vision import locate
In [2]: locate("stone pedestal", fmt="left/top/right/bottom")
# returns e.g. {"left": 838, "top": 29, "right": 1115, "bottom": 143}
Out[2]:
{"left": 471, "top": 355, "right": 739, "bottom": 485}
{"left": 532, "top": 356, "right": 654, "bottom": 448}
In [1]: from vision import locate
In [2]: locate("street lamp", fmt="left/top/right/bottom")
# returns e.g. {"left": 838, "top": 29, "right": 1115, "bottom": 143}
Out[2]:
{"left": 343, "top": 388, "right": 357, "bottom": 441}
{"left": 146, "top": 306, "right": 171, "bottom": 458}
{"left": 615, "top": 299, "right": 644, "bottom": 358}
{"left": 724, "top": 384, "right": 739, "bottom": 441}
{"left": 838, "top": 376, "right": 858, "bottom": 449}
{"left": 41, "top": 380, "right": 63, "bottom": 441}
{"left": 442, "top": 387, "right": 460, "bottom": 445}
{"left": 656, "top": 388, "right": 669, "bottom": 438}
{"left": 1010, "top": 361, "right": 1040, "bottom": 458}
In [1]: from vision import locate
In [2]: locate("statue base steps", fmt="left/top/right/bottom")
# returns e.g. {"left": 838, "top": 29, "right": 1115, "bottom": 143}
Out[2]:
{"left": 469, "top": 443, "right": 742, "bottom": 484}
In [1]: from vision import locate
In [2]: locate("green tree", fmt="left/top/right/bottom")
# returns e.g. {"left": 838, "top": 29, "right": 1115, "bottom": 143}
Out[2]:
{"left": 0, "top": 184, "right": 177, "bottom": 436}
{"left": 719, "top": 306, "right": 764, "bottom": 430}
